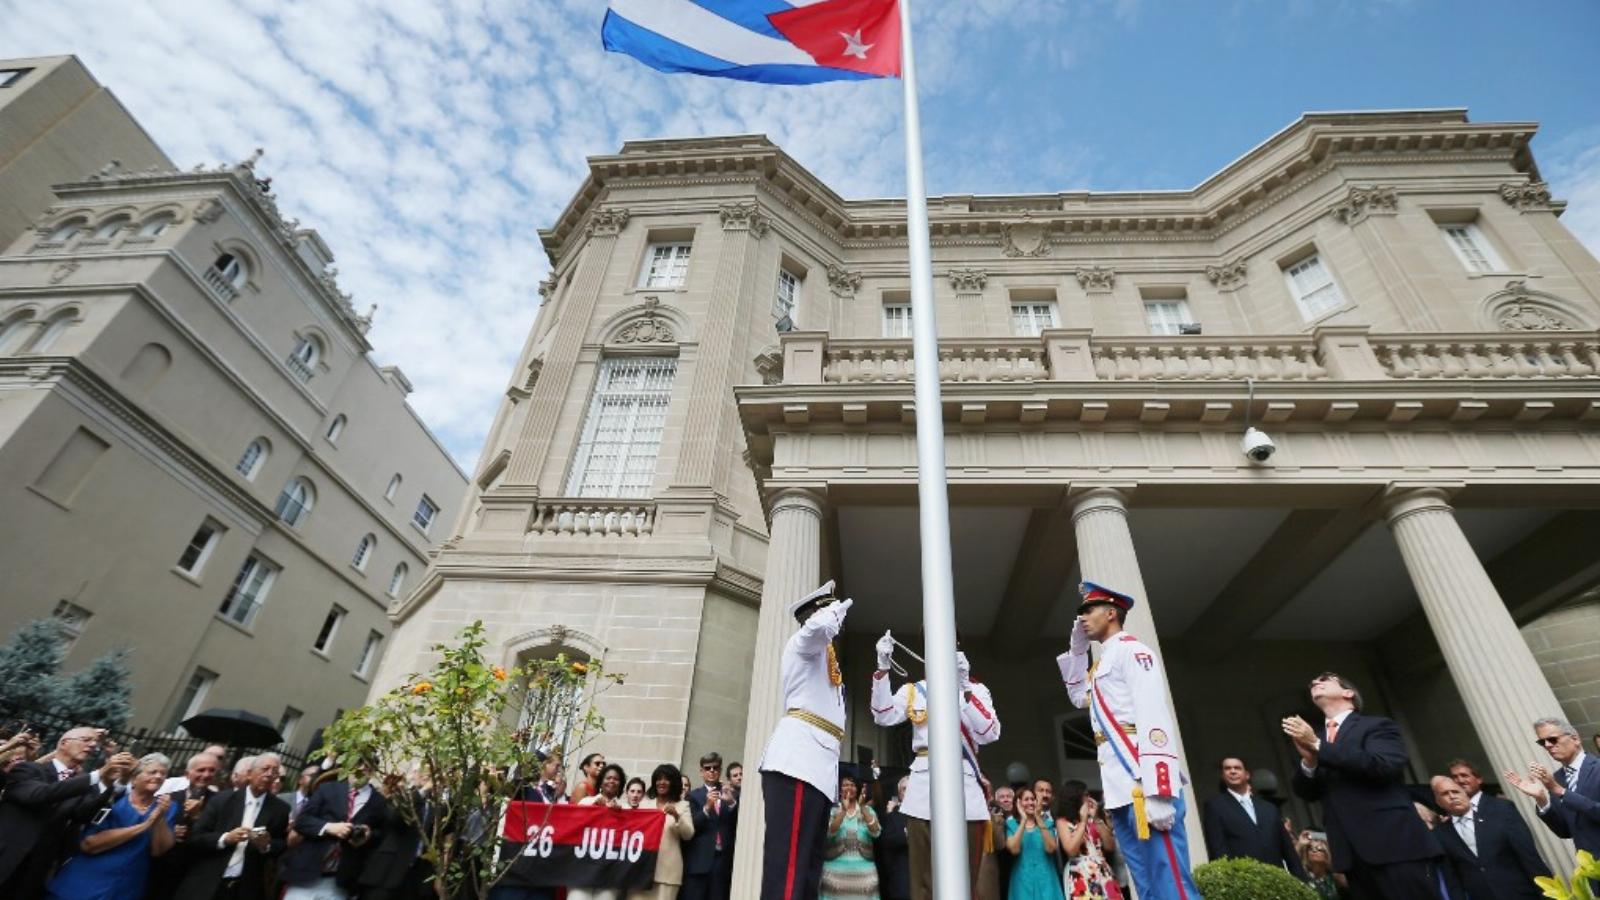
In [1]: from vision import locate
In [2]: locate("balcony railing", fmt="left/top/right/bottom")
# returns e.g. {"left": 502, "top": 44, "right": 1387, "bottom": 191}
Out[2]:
{"left": 529, "top": 499, "right": 656, "bottom": 537}
{"left": 766, "top": 327, "right": 1600, "bottom": 386}
{"left": 284, "top": 353, "right": 314, "bottom": 382}
{"left": 203, "top": 267, "right": 239, "bottom": 301}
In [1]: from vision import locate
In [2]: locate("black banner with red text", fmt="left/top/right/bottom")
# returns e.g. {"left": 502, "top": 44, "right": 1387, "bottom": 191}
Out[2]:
{"left": 500, "top": 801, "right": 665, "bottom": 889}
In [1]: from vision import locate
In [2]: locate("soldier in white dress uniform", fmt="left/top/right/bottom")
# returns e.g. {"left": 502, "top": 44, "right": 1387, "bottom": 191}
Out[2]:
{"left": 1057, "top": 581, "right": 1201, "bottom": 900}
{"left": 757, "top": 579, "right": 853, "bottom": 900}
{"left": 870, "top": 633, "right": 1000, "bottom": 900}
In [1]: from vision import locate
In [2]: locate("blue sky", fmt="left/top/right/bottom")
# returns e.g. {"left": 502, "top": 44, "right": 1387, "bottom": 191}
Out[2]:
{"left": 5, "top": 0, "right": 1598, "bottom": 467}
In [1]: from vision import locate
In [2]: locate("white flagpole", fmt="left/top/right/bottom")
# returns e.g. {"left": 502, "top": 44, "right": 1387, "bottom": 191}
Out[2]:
{"left": 897, "top": 2, "right": 970, "bottom": 898}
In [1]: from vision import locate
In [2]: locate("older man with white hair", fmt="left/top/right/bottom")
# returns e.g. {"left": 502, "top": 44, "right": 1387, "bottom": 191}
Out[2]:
{"left": 0, "top": 725, "right": 134, "bottom": 896}
{"left": 174, "top": 753, "right": 291, "bottom": 900}
{"left": 231, "top": 754, "right": 259, "bottom": 791}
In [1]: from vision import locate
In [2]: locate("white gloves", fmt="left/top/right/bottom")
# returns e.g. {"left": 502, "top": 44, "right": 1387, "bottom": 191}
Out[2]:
{"left": 829, "top": 598, "right": 853, "bottom": 628}
{"left": 1069, "top": 617, "right": 1089, "bottom": 656}
{"left": 955, "top": 651, "right": 972, "bottom": 691}
{"left": 875, "top": 631, "right": 895, "bottom": 671}
{"left": 1145, "top": 796, "right": 1176, "bottom": 831}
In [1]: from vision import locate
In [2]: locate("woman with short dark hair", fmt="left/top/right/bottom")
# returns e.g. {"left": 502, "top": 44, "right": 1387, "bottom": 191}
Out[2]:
{"left": 627, "top": 764, "right": 694, "bottom": 900}
{"left": 572, "top": 763, "right": 628, "bottom": 900}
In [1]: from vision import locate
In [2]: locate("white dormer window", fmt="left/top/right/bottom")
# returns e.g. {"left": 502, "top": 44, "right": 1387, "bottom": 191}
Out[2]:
{"left": 1010, "top": 302, "right": 1058, "bottom": 337}
{"left": 640, "top": 243, "right": 691, "bottom": 289}
{"left": 1144, "top": 300, "right": 1194, "bottom": 336}
{"left": 1283, "top": 254, "right": 1347, "bottom": 321}
{"left": 1440, "top": 223, "right": 1506, "bottom": 274}
{"left": 883, "top": 303, "right": 913, "bottom": 338}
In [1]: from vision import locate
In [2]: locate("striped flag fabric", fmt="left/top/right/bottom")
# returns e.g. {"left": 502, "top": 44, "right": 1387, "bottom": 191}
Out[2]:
{"left": 603, "top": 0, "right": 901, "bottom": 84}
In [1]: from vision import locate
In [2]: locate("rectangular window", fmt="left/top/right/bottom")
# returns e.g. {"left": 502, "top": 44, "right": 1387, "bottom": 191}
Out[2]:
{"left": 312, "top": 605, "right": 346, "bottom": 653}
{"left": 412, "top": 496, "right": 438, "bottom": 534}
{"left": 175, "top": 520, "right": 224, "bottom": 576}
{"left": 1440, "top": 223, "right": 1505, "bottom": 274}
{"left": 882, "top": 303, "right": 913, "bottom": 338}
{"left": 1283, "top": 254, "right": 1347, "bottom": 320}
{"left": 52, "top": 601, "right": 92, "bottom": 652}
{"left": 640, "top": 243, "right": 691, "bottom": 288}
{"left": 1143, "top": 300, "right": 1195, "bottom": 336}
{"left": 32, "top": 427, "right": 111, "bottom": 507}
{"left": 168, "top": 668, "right": 217, "bottom": 734}
{"left": 565, "top": 356, "right": 677, "bottom": 498}
{"left": 278, "top": 707, "right": 303, "bottom": 747}
{"left": 0, "top": 68, "right": 30, "bottom": 88}
{"left": 775, "top": 270, "right": 800, "bottom": 322}
{"left": 1009, "top": 302, "right": 1058, "bottom": 337}
{"left": 355, "top": 630, "right": 384, "bottom": 678}
{"left": 218, "top": 554, "right": 277, "bottom": 627}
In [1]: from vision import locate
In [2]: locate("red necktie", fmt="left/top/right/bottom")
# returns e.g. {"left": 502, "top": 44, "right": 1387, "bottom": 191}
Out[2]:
{"left": 1325, "top": 720, "right": 1340, "bottom": 744}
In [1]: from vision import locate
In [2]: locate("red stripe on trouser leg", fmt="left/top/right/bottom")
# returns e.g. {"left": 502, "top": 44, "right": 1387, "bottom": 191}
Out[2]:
{"left": 783, "top": 779, "right": 804, "bottom": 900}
{"left": 1159, "top": 829, "right": 1188, "bottom": 899}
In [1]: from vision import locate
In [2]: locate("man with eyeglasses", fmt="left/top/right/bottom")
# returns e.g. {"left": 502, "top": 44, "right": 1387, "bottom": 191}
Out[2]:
{"left": 1505, "top": 717, "right": 1600, "bottom": 864}
{"left": 0, "top": 726, "right": 134, "bottom": 896}
{"left": 683, "top": 751, "right": 735, "bottom": 900}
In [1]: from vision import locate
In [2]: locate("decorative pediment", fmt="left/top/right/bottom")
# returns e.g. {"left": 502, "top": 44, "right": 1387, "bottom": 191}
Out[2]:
{"left": 1482, "top": 280, "right": 1590, "bottom": 331}
{"left": 827, "top": 265, "right": 862, "bottom": 298}
{"left": 1330, "top": 185, "right": 1399, "bottom": 226}
{"left": 1000, "top": 214, "right": 1052, "bottom": 257}
{"left": 599, "top": 296, "right": 691, "bottom": 346}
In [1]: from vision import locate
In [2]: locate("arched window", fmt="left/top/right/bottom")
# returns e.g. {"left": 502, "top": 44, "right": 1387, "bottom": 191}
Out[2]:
{"left": 235, "top": 438, "right": 269, "bottom": 480}
{"left": 0, "top": 311, "right": 35, "bottom": 354}
{"left": 384, "top": 474, "right": 402, "bottom": 501}
{"left": 325, "top": 414, "right": 346, "bottom": 443}
{"left": 119, "top": 342, "right": 172, "bottom": 395}
{"left": 46, "top": 219, "right": 86, "bottom": 243}
{"left": 351, "top": 534, "right": 375, "bottom": 571}
{"left": 137, "top": 214, "right": 175, "bottom": 237}
{"left": 287, "top": 335, "right": 320, "bottom": 382}
{"left": 387, "top": 563, "right": 409, "bottom": 598}
{"left": 26, "top": 309, "right": 78, "bottom": 353}
{"left": 274, "top": 477, "right": 316, "bottom": 526}
{"left": 92, "top": 217, "right": 130, "bottom": 240}
{"left": 213, "top": 253, "right": 247, "bottom": 286}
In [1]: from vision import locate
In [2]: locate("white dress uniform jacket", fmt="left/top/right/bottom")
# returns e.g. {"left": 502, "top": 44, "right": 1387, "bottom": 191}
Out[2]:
{"left": 869, "top": 673, "right": 1000, "bottom": 820}
{"left": 758, "top": 601, "right": 849, "bottom": 804}
{"left": 1057, "top": 632, "right": 1182, "bottom": 810}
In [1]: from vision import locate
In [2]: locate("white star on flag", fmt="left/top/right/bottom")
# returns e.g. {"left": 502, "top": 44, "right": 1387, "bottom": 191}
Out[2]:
{"left": 839, "top": 29, "right": 873, "bottom": 60}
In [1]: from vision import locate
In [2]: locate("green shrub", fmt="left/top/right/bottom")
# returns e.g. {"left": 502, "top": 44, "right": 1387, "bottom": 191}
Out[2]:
{"left": 1193, "top": 856, "right": 1319, "bottom": 900}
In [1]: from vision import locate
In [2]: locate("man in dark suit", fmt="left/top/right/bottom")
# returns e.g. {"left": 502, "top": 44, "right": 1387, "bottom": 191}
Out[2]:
{"left": 174, "top": 753, "right": 292, "bottom": 900}
{"left": 1202, "top": 757, "right": 1305, "bottom": 877}
{"left": 1287, "top": 671, "right": 1444, "bottom": 900}
{"left": 149, "top": 750, "right": 226, "bottom": 900}
{"left": 682, "top": 751, "right": 734, "bottom": 900}
{"left": 0, "top": 726, "right": 130, "bottom": 897}
{"left": 357, "top": 774, "right": 435, "bottom": 900}
{"left": 876, "top": 775, "right": 912, "bottom": 900}
{"left": 1507, "top": 717, "right": 1600, "bottom": 864}
{"left": 283, "top": 766, "right": 389, "bottom": 899}
{"left": 1430, "top": 775, "right": 1547, "bottom": 899}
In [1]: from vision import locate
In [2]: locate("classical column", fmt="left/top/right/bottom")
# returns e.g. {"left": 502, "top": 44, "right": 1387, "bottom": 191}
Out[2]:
{"left": 1383, "top": 486, "right": 1573, "bottom": 873}
{"left": 503, "top": 207, "right": 630, "bottom": 486}
{"left": 1071, "top": 486, "right": 1207, "bottom": 862}
{"left": 729, "top": 487, "right": 825, "bottom": 895}
{"left": 670, "top": 202, "right": 768, "bottom": 493}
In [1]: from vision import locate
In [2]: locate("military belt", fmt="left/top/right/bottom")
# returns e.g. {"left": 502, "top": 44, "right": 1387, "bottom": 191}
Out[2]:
{"left": 786, "top": 708, "right": 844, "bottom": 742}
{"left": 1092, "top": 722, "right": 1138, "bottom": 746}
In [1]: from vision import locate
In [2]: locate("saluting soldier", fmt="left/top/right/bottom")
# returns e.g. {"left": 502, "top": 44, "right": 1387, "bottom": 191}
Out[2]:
{"left": 757, "top": 579, "right": 853, "bottom": 900}
{"left": 870, "top": 632, "right": 1000, "bottom": 899}
{"left": 1057, "top": 582, "right": 1201, "bottom": 900}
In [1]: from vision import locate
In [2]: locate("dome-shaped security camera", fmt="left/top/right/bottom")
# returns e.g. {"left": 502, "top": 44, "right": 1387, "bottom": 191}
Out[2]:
{"left": 1241, "top": 426, "right": 1276, "bottom": 463}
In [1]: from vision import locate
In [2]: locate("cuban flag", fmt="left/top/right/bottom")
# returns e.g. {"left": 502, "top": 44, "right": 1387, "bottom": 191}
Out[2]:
{"left": 603, "top": 0, "right": 901, "bottom": 84}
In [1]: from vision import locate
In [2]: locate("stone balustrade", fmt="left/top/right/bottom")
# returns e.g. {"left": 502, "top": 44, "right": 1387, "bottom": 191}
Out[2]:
{"left": 1369, "top": 334, "right": 1600, "bottom": 379}
{"left": 770, "top": 326, "right": 1600, "bottom": 386}
{"left": 528, "top": 499, "right": 656, "bottom": 537}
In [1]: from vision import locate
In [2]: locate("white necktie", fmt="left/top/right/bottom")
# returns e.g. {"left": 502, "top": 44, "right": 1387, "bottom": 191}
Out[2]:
{"left": 1454, "top": 815, "right": 1477, "bottom": 856}
{"left": 225, "top": 793, "right": 261, "bottom": 878}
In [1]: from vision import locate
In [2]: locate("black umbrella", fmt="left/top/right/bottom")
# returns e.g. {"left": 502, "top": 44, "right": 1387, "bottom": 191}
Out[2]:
{"left": 180, "top": 708, "right": 283, "bottom": 748}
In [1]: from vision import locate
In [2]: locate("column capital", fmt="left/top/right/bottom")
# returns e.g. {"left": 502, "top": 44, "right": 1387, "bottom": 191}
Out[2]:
{"left": 767, "top": 485, "right": 826, "bottom": 520}
{"left": 1380, "top": 482, "right": 1464, "bottom": 523}
{"left": 719, "top": 201, "right": 770, "bottom": 238}
{"left": 584, "top": 206, "right": 631, "bottom": 237}
{"left": 1069, "top": 483, "right": 1136, "bottom": 521}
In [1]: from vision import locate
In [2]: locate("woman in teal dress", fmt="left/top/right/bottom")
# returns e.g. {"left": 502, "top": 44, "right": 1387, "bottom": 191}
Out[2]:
{"left": 1004, "top": 786, "right": 1065, "bottom": 900}
{"left": 46, "top": 752, "right": 179, "bottom": 900}
{"left": 821, "top": 773, "right": 882, "bottom": 900}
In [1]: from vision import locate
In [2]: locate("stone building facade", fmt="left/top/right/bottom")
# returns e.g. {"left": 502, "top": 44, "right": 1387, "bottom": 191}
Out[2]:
{"left": 378, "top": 110, "right": 1600, "bottom": 884}
{"left": 0, "top": 56, "right": 467, "bottom": 749}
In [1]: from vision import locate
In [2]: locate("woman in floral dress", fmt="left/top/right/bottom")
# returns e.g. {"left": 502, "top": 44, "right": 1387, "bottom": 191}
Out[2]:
{"left": 821, "top": 773, "right": 882, "bottom": 900}
{"left": 1055, "top": 781, "right": 1120, "bottom": 900}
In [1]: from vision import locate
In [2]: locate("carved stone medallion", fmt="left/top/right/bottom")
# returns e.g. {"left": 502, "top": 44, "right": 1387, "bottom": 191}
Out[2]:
{"left": 1000, "top": 214, "right": 1051, "bottom": 258}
